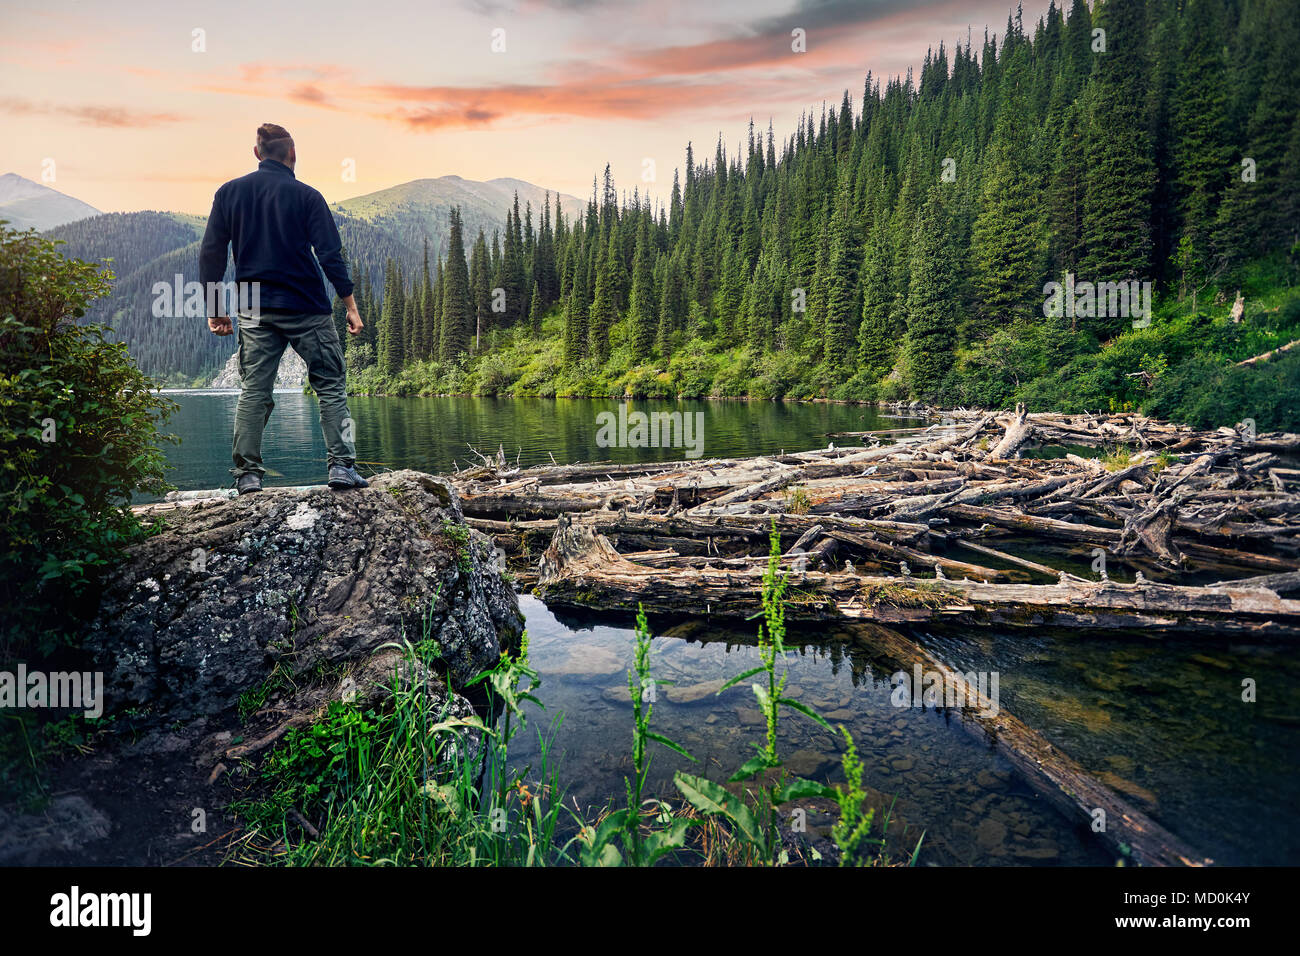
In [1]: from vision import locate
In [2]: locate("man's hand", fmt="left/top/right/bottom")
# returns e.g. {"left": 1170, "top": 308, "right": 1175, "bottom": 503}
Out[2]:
{"left": 346, "top": 305, "right": 363, "bottom": 335}
{"left": 208, "top": 315, "right": 233, "bottom": 336}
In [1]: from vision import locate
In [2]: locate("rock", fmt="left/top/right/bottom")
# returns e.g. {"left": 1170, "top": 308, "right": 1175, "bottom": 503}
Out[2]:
{"left": 785, "top": 749, "right": 836, "bottom": 779}
{"left": 975, "top": 818, "right": 1008, "bottom": 851}
{"left": 889, "top": 754, "right": 915, "bottom": 773}
{"left": 0, "top": 795, "right": 111, "bottom": 865}
{"left": 210, "top": 343, "right": 307, "bottom": 388}
{"left": 1012, "top": 843, "right": 1060, "bottom": 861}
{"left": 1097, "top": 771, "right": 1159, "bottom": 810}
{"left": 665, "top": 677, "right": 728, "bottom": 704}
{"left": 549, "top": 645, "right": 624, "bottom": 678}
{"left": 6, "top": 472, "right": 525, "bottom": 865}
{"left": 976, "top": 769, "right": 1010, "bottom": 790}
{"left": 601, "top": 684, "right": 634, "bottom": 707}
{"left": 1102, "top": 754, "right": 1136, "bottom": 774}
{"left": 734, "top": 706, "right": 765, "bottom": 725}
{"left": 85, "top": 471, "right": 523, "bottom": 722}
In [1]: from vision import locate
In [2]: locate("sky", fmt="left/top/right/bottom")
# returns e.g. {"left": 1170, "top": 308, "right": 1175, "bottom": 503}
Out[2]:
{"left": 0, "top": 0, "right": 1055, "bottom": 215}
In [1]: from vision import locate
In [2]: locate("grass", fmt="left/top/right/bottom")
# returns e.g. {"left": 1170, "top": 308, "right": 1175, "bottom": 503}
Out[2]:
{"left": 861, "top": 578, "right": 957, "bottom": 610}
{"left": 1101, "top": 444, "right": 1137, "bottom": 472}
{"left": 784, "top": 486, "right": 812, "bottom": 515}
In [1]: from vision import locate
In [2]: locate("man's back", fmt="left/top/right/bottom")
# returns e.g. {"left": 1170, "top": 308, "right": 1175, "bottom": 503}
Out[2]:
{"left": 199, "top": 158, "right": 351, "bottom": 315}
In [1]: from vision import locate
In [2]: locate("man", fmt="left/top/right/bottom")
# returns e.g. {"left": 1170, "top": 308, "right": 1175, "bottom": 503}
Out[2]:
{"left": 200, "top": 122, "right": 369, "bottom": 494}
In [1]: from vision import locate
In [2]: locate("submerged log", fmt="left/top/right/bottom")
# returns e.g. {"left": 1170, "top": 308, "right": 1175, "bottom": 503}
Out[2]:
{"left": 844, "top": 622, "right": 1213, "bottom": 867}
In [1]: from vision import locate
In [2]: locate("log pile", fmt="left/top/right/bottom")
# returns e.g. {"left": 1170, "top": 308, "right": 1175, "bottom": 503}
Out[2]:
{"left": 446, "top": 409, "right": 1299, "bottom": 635}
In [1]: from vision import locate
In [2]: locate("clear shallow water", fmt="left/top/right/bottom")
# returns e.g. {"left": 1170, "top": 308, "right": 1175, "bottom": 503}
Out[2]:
{"left": 510, "top": 596, "right": 1113, "bottom": 866}
{"left": 149, "top": 392, "right": 1300, "bottom": 865}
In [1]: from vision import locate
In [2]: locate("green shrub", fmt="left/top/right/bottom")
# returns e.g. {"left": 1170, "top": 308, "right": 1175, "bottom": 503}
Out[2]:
{"left": 0, "top": 224, "right": 176, "bottom": 654}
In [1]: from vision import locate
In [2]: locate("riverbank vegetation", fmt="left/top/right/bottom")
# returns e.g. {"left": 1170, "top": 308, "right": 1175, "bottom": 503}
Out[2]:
{"left": 0, "top": 224, "right": 175, "bottom": 658}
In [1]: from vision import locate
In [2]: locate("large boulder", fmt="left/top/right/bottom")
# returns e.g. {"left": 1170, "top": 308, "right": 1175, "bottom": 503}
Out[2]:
{"left": 86, "top": 470, "right": 523, "bottom": 723}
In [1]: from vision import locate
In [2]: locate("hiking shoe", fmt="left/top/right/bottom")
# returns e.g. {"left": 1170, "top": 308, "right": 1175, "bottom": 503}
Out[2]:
{"left": 328, "top": 464, "right": 369, "bottom": 489}
{"left": 236, "top": 473, "right": 263, "bottom": 495}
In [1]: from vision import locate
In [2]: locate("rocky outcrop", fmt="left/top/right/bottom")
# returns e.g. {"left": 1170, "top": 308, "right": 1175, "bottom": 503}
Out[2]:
{"left": 2, "top": 472, "right": 524, "bottom": 864}
{"left": 209, "top": 344, "right": 307, "bottom": 388}
{"left": 87, "top": 470, "right": 521, "bottom": 720}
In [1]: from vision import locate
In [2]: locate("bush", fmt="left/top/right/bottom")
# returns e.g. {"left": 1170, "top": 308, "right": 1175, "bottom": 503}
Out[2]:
{"left": 1146, "top": 349, "right": 1300, "bottom": 431}
{"left": 0, "top": 225, "right": 175, "bottom": 654}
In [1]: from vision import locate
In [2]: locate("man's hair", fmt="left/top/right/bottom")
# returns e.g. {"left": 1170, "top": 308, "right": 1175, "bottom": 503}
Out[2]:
{"left": 256, "top": 123, "right": 294, "bottom": 162}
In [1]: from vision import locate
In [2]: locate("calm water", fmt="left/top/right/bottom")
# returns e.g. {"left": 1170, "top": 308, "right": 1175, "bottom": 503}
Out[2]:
{"left": 152, "top": 391, "right": 1300, "bottom": 865}
{"left": 151, "top": 390, "right": 910, "bottom": 494}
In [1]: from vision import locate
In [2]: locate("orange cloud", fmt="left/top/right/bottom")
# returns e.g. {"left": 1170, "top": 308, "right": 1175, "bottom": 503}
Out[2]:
{"left": 0, "top": 97, "right": 183, "bottom": 128}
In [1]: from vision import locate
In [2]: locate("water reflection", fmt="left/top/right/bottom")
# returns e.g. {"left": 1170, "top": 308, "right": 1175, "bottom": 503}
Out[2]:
{"left": 152, "top": 392, "right": 918, "bottom": 495}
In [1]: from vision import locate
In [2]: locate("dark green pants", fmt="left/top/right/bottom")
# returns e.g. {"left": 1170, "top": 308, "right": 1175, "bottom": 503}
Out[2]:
{"left": 231, "top": 311, "right": 356, "bottom": 479}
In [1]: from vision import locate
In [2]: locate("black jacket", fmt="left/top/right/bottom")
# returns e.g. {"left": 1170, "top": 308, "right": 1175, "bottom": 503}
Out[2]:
{"left": 199, "top": 159, "right": 352, "bottom": 315}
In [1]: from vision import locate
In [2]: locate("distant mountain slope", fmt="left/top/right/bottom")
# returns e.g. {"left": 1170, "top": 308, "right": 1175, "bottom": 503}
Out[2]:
{"left": 0, "top": 172, "right": 100, "bottom": 231}
{"left": 46, "top": 212, "right": 202, "bottom": 282}
{"left": 335, "top": 176, "right": 584, "bottom": 260}
{"left": 42, "top": 175, "right": 580, "bottom": 382}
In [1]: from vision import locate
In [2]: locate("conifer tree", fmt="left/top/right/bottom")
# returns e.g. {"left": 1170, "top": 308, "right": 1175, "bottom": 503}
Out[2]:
{"left": 1080, "top": 0, "right": 1157, "bottom": 335}
{"left": 588, "top": 238, "right": 618, "bottom": 363}
{"left": 628, "top": 229, "right": 657, "bottom": 360}
{"left": 439, "top": 207, "right": 472, "bottom": 360}
{"left": 971, "top": 47, "right": 1048, "bottom": 333}
{"left": 903, "top": 190, "right": 960, "bottom": 398}
{"left": 564, "top": 258, "right": 589, "bottom": 366}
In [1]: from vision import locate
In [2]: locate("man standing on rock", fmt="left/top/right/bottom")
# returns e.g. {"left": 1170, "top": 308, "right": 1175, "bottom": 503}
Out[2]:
{"left": 201, "top": 122, "right": 369, "bottom": 494}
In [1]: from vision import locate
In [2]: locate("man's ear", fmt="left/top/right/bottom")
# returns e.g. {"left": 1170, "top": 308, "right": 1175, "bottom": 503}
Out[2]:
{"left": 253, "top": 146, "right": 261, "bottom": 161}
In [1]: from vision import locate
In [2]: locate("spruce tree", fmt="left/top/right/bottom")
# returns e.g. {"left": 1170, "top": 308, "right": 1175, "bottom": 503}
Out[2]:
{"left": 588, "top": 239, "right": 618, "bottom": 363}
{"left": 902, "top": 190, "right": 960, "bottom": 398}
{"left": 970, "top": 47, "right": 1048, "bottom": 334}
{"left": 857, "top": 208, "right": 896, "bottom": 377}
{"left": 1080, "top": 0, "right": 1157, "bottom": 336}
{"left": 564, "top": 259, "right": 589, "bottom": 366}
{"left": 628, "top": 230, "right": 657, "bottom": 360}
{"left": 439, "top": 207, "right": 472, "bottom": 360}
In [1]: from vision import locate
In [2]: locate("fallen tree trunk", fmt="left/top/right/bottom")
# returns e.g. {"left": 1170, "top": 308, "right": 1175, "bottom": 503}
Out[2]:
{"left": 840, "top": 622, "right": 1213, "bottom": 867}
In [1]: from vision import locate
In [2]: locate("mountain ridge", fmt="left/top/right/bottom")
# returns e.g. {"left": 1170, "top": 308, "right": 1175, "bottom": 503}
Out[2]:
{"left": 0, "top": 172, "right": 101, "bottom": 231}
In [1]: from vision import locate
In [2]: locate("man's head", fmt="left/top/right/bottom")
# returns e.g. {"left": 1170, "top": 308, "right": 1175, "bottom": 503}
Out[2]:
{"left": 254, "top": 123, "right": 295, "bottom": 169}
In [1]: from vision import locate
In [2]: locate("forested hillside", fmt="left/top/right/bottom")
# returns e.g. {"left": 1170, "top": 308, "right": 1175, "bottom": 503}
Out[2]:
{"left": 351, "top": 0, "right": 1300, "bottom": 429}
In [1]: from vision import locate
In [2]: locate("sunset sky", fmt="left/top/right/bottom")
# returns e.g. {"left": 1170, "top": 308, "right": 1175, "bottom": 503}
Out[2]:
{"left": 0, "top": 0, "right": 1053, "bottom": 215}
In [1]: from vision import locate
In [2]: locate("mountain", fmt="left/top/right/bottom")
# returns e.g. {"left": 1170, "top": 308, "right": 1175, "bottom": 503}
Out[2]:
{"left": 335, "top": 176, "right": 583, "bottom": 261}
{"left": 0, "top": 172, "right": 100, "bottom": 231}
{"left": 42, "top": 175, "right": 582, "bottom": 382}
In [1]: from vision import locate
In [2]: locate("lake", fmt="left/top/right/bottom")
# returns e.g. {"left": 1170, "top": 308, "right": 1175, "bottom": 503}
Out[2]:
{"left": 152, "top": 390, "right": 1300, "bottom": 865}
